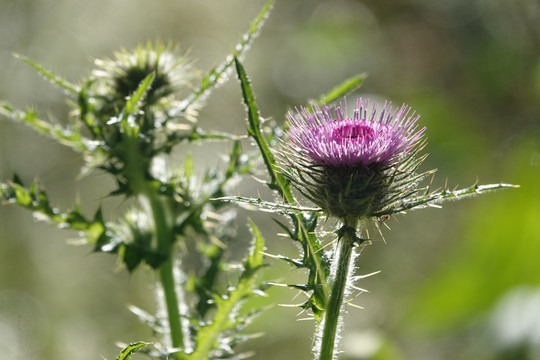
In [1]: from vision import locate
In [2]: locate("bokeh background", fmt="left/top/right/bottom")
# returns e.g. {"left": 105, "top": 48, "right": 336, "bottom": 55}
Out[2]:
{"left": 1, "top": 0, "right": 539, "bottom": 359}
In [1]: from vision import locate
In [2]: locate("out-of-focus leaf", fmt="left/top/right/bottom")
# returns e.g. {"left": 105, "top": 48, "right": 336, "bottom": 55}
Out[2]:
{"left": 318, "top": 73, "right": 367, "bottom": 104}
{"left": 0, "top": 176, "right": 104, "bottom": 235}
{"left": 123, "top": 72, "right": 155, "bottom": 118}
{"left": 128, "top": 305, "right": 164, "bottom": 336}
{"left": 178, "top": 0, "right": 275, "bottom": 114}
{"left": 115, "top": 341, "right": 150, "bottom": 360}
{"left": 0, "top": 102, "right": 94, "bottom": 153}
{"left": 245, "top": 220, "right": 265, "bottom": 272}
{"left": 14, "top": 53, "right": 80, "bottom": 94}
{"left": 187, "top": 220, "right": 267, "bottom": 360}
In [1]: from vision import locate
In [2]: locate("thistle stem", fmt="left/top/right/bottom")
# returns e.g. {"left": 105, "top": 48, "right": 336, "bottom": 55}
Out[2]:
{"left": 159, "top": 255, "right": 184, "bottom": 350}
{"left": 318, "top": 218, "right": 358, "bottom": 360}
{"left": 147, "top": 194, "right": 184, "bottom": 352}
{"left": 123, "top": 134, "right": 185, "bottom": 353}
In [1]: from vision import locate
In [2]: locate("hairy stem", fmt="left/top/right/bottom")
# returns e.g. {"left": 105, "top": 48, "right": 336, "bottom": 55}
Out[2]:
{"left": 123, "top": 134, "right": 185, "bottom": 352}
{"left": 317, "top": 218, "right": 358, "bottom": 360}
{"left": 148, "top": 194, "right": 185, "bottom": 353}
{"left": 159, "top": 255, "right": 184, "bottom": 350}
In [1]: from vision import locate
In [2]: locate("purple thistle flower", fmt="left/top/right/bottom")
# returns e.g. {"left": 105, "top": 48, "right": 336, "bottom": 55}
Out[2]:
{"left": 279, "top": 98, "right": 431, "bottom": 219}
{"left": 286, "top": 98, "right": 425, "bottom": 169}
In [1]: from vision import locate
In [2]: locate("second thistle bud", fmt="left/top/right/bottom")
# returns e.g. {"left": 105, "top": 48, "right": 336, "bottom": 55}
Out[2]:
{"left": 91, "top": 42, "right": 194, "bottom": 122}
{"left": 278, "top": 98, "right": 428, "bottom": 220}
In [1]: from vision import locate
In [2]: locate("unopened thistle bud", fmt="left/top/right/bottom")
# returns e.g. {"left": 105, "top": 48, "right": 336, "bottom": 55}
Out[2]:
{"left": 86, "top": 41, "right": 196, "bottom": 147}
{"left": 278, "top": 98, "right": 429, "bottom": 220}
{"left": 81, "top": 42, "right": 197, "bottom": 167}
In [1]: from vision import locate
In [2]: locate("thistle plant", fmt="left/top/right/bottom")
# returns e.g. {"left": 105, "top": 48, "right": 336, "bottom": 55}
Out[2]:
{"left": 229, "top": 59, "right": 517, "bottom": 360}
{"left": 1, "top": 2, "right": 274, "bottom": 359}
{"left": 0, "top": 1, "right": 519, "bottom": 359}
{"left": 280, "top": 99, "right": 429, "bottom": 359}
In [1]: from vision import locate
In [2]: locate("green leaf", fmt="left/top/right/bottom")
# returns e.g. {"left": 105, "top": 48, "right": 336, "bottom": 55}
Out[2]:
{"left": 217, "top": 195, "right": 322, "bottom": 214}
{"left": 119, "top": 72, "right": 156, "bottom": 137}
{"left": 0, "top": 102, "right": 94, "bottom": 153}
{"left": 124, "top": 72, "right": 156, "bottom": 117}
{"left": 234, "top": 57, "right": 331, "bottom": 321}
{"left": 0, "top": 177, "right": 108, "bottom": 243}
{"left": 234, "top": 57, "right": 289, "bottom": 195}
{"left": 192, "top": 244, "right": 225, "bottom": 318}
{"left": 158, "top": 127, "right": 243, "bottom": 154}
{"left": 128, "top": 305, "right": 165, "bottom": 336}
{"left": 77, "top": 79, "right": 100, "bottom": 138}
{"left": 318, "top": 73, "right": 367, "bottom": 104}
{"left": 178, "top": 0, "right": 274, "bottom": 114}
{"left": 115, "top": 341, "right": 150, "bottom": 360}
{"left": 372, "top": 183, "right": 519, "bottom": 217}
{"left": 246, "top": 220, "right": 265, "bottom": 272}
{"left": 225, "top": 140, "right": 243, "bottom": 179}
{"left": 187, "top": 220, "right": 267, "bottom": 360}
{"left": 184, "top": 153, "right": 193, "bottom": 180}
{"left": 14, "top": 53, "right": 80, "bottom": 94}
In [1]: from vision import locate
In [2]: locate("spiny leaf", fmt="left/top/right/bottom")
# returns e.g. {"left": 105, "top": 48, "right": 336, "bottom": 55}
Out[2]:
{"left": 262, "top": 251, "right": 305, "bottom": 269}
{"left": 158, "top": 127, "right": 244, "bottom": 154}
{"left": 372, "top": 183, "right": 519, "bottom": 217}
{"left": 217, "top": 195, "right": 322, "bottom": 214}
{"left": 246, "top": 220, "right": 265, "bottom": 272}
{"left": 191, "top": 244, "right": 225, "bottom": 318}
{"left": 118, "top": 72, "right": 156, "bottom": 137}
{"left": 235, "top": 57, "right": 331, "bottom": 321}
{"left": 225, "top": 140, "right": 244, "bottom": 179}
{"left": 179, "top": 0, "right": 274, "bottom": 114}
{"left": 0, "top": 177, "right": 108, "bottom": 245}
{"left": 318, "top": 73, "right": 367, "bottom": 104}
{"left": 14, "top": 53, "right": 80, "bottom": 94}
{"left": 115, "top": 341, "right": 150, "bottom": 360}
{"left": 234, "top": 57, "right": 290, "bottom": 195}
{"left": 123, "top": 72, "right": 156, "bottom": 117}
{"left": 0, "top": 102, "right": 94, "bottom": 153}
{"left": 128, "top": 305, "right": 164, "bottom": 335}
{"left": 77, "top": 80, "right": 93, "bottom": 124}
{"left": 187, "top": 220, "right": 267, "bottom": 360}
{"left": 185, "top": 127, "right": 243, "bottom": 142}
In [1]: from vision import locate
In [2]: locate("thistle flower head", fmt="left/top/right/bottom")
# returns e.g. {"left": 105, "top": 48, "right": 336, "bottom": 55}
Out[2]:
{"left": 66, "top": 42, "right": 197, "bottom": 186}
{"left": 279, "top": 98, "right": 430, "bottom": 220}
{"left": 91, "top": 42, "right": 195, "bottom": 118}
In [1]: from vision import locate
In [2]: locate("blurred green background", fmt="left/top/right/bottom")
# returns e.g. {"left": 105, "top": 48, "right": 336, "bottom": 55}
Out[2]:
{"left": 0, "top": 0, "right": 539, "bottom": 359}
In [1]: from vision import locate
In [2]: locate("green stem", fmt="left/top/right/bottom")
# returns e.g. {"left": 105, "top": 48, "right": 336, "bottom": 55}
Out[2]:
{"left": 318, "top": 218, "right": 358, "bottom": 360}
{"left": 123, "top": 135, "right": 185, "bottom": 352}
{"left": 148, "top": 194, "right": 185, "bottom": 352}
{"left": 159, "top": 255, "right": 184, "bottom": 350}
